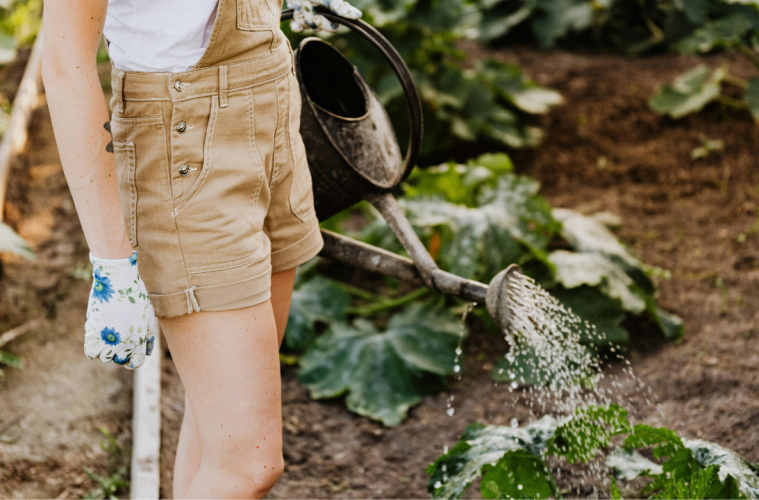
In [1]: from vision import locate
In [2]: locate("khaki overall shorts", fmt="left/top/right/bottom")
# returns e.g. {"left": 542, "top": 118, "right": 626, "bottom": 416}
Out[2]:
{"left": 107, "top": 0, "right": 324, "bottom": 318}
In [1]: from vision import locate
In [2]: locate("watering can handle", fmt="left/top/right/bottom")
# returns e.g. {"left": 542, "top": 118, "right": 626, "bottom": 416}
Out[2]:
{"left": 281, "top": 7, "right": 423, "bottom": 182}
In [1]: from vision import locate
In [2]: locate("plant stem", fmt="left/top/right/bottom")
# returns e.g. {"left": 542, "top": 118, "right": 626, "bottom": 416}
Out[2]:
{"left": 330, "top": 281, "right": 385, "bottom": 301}
{"left": 738, "top": 44, "right": 759, "bottom": 72}
{"left": 716, "top": 94, "right": 749, "bottom": 109}
{"left": 722, "top": 73, "right": 749, "bottom": 90}
{"left": 347, "top": 288, "right": 430, "bottom": 315}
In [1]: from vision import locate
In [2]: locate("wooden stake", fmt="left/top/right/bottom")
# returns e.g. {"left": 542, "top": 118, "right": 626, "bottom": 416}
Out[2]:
{"left": 0, "top": 29, "right": 44, "bottom": 219}
{"left": 130, "top": 324, "right": 162, "bottom": 499}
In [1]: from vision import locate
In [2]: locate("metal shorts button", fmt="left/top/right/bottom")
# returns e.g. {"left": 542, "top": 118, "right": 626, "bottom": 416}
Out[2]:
{"left": 179, "top": 164, "right": 190, "bottom": 176}
{"left": 174, "top": 81, "right": 183, "bottom": 92}
{"left": 177, "top": 121, "right": 187, "bottom": 133}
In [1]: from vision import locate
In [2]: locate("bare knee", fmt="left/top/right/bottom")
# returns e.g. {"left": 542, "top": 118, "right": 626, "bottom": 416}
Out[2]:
{"left": 198, "top": 452, "right": 284, "bottom": 499}
{"left": 248, "top": 455, "right": 284, "bottom": 497}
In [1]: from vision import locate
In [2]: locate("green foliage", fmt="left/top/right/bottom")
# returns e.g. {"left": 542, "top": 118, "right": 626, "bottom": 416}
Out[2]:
{"left": 361, "top": 153, "right": 681, "bottom": 353}
{"left": 83, "top": 467, "right": 129, "bottom": 500}
{"left": 745, "top": 78, "right": 759, "bottom": 121}
{"left": 83, "top": 427, "right": 130, "bottom": 500}
{"left": 428, "top": 405, "right": 759, "bottom": 499}
{"left": 611, "top": 477, "right": 623, "bottom": 499}
{"left": 285, "top": 268, "right": 351, "bottom": 350}
{"left": 685, "top": 438, "right": 759, "bottom": 498}
{"left": 0, "top": 221, "right": 35, "bottom": 261}
{"left": 426, "top": 416, "right": 561, "bottom": 499}
{"left": 623, "top": 424, "right": 701, "bottom": 494}
{"left": 469, "top": 0, "right": 759, "bottom": 57}
{"left": 481, "top": 450, "right": 561, "bottom": 499}
{"left": 0, "top": 350, "right": 22, "bottom": 376}
{"left": 651, "top": 465, "right": 720, "bottom": 500}
{"left": 546, "top": 404, "right": 631, "bottom": 463}
{"left": 0, "top": 0, "right": 42, "bottom": 66}
{"left": 649, "top": 64, "right": 726, "bottom": 119}
{"left": 297, "top": 302, "right": 463, "bottom": 426}
{"left": 291, "top": 0, "right": 562, "bottom": 161}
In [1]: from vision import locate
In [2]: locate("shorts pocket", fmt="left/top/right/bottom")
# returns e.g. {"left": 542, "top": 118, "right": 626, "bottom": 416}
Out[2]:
{"left": 287, "top": 72, "right": 316, "bottom": 222}
{"left": 112, "top": 142, "right": 138, "bottom": 247}
{"left": 171, "top": 92, "right": 268, "bottom": 271}
{"left": 236, "top": 0, "right": 277, "bottom": 31}
{"left": 110, "top": 113, "right": 165, "bottom": 249}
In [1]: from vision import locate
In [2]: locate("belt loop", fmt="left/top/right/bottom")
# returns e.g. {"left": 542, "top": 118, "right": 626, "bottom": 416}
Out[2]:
{"left": 184, "top": 285, "right": 200, "bottom": 314}
{"left": 113, "top": 68, "right": 126, "bottom": 113}
{"left": 219, "top": 65, "right": 229, "bottom": 108}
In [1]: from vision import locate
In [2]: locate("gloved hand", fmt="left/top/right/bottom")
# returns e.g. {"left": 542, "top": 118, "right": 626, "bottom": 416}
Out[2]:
{"left": 83, "top": 251, "right": 158, "bottom": 370}
{"left": 287, "top": 0, "right": 362, "bottom": 33}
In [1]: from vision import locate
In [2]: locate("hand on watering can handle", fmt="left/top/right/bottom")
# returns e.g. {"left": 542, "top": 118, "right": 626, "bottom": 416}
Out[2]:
{"left": 286, "top": 0, "right": 362, "bottom": 33}
{"left": 83, "top": 251, "right": 159, "bottom": 370}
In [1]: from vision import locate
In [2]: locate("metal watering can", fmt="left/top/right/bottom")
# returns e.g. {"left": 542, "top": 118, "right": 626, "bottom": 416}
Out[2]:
{"left": 282, "top": 7, "right": 521, "bottom": 331}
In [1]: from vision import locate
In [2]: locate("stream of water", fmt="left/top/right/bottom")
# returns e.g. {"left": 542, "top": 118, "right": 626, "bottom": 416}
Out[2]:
{"left": 450, "top": 270, "right": 663, "bottom": 495}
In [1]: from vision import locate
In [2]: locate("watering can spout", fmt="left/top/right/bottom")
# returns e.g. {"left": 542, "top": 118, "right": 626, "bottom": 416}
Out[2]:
{"left": 319, "top": 223, "right": 524, "bottom": 333}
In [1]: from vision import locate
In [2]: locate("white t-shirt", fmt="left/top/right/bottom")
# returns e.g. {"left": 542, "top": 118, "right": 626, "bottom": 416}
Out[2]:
{"left": 103, "top": 0, "right": 219, "bottom": 73}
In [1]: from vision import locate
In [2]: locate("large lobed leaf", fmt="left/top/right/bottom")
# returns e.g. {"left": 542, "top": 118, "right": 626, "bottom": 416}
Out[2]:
{"left": 649, "top": 64, "right": 726, "bottom": 119}
{"left": 684, "top": 438, "right": 759, "bottom": 499}
{"left": 297, "top": 303, "right": 464, "bottom": 426}
{"left": 427, "top": 416, "right": 562, "bottom": 499}
{"left": 284, "top": 276, "right": 351, "bottom": 350}
{"left": 480, "top": 450, "right": 561, "bottom": 499}
{"left": 402, "top": 172, "right": 559, "bottom": 282}
{"left": 676, "top": 12, "right": 756, "bottom": 53}
{"left": 551, "top": 208, "right": 683, "bottom": 340}
{"left": 549, "top": 250, "right": 647, "bottom": 314}
{"left": 430, "top": 407, "right": 759, "bottom": 499}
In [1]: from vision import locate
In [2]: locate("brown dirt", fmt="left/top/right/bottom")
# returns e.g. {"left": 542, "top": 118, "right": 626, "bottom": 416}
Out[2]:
{"left": 157, "top": 48, "right": 759, "bottom": 498}
{"left": 2, "top": 45, "right": 757, "bottom": 498}
{"left": 0, "top": 83, "right": 132, "bottom": 497}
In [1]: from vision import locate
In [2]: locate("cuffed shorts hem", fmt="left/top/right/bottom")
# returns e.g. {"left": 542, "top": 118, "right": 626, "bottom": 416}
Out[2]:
{"left": 270, "top": 220, "right": 324, "bottom": 274}
{"left": 150, "top": 267, "right": 272, "bottom": 319}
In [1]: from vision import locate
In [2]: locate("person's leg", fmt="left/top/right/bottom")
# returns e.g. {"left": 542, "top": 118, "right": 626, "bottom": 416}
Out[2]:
{"left": 169, "top": 267, "right": 298, "bottom": 499}
{"left": 270, "top": 267, "right": 297, "bottom": 347}
{"left": 172, "top": 393, "right": 201, "bottom": 498}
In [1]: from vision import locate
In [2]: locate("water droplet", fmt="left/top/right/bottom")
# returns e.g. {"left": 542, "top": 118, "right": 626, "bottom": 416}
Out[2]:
{"left": 446, "top": 408, "right": 455, "bottom": 416}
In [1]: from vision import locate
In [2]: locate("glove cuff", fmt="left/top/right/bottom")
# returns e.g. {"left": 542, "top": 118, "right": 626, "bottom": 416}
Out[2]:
{"left": 89, "top": 250, "right": 139, "bottom": 269}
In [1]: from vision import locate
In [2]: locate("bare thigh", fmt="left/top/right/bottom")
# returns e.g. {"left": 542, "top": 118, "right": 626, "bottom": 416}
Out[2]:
{"left": 169, "top": 268, "right": 297, "bottom": 498}
{"left": 159, "top": 300, "right": 283, "bottom": 496}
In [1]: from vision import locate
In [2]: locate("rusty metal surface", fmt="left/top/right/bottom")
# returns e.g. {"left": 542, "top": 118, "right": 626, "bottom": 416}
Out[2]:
{"left": 317, "top": 77, "right": 402, "bottom": 188}
{"left": 286, "top": 11, "right": 423, "bottom": 221}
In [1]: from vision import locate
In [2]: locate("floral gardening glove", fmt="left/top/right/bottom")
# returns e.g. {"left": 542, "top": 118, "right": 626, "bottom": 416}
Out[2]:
{"left": 287, "top": 0, "right": 362, "bottom": 33}
{"left": 84, "top": 251, "right": 159, "bottom": 370}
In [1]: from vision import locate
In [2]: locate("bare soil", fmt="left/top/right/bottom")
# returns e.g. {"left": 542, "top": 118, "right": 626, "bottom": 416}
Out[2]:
{"left": 1, "top": 45, "right": 757, "bottom": 498}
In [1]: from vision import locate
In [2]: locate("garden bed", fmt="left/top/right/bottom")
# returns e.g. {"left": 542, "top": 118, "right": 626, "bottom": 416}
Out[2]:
{"left": 156, "top": 47, "right": 759, "bottom": 498}
{"left": 0, "top": 44, "right": 756, "bottom": 498}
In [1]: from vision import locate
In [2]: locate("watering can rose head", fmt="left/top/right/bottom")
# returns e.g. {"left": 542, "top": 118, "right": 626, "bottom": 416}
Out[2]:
{"left": 287, "top": 0, "right": 362, "bottom": 33}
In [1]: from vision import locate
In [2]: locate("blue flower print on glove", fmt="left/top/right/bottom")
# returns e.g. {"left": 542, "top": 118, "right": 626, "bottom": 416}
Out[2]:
{"left": 84, "top": 251, "right": 160, "bottom": 370}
